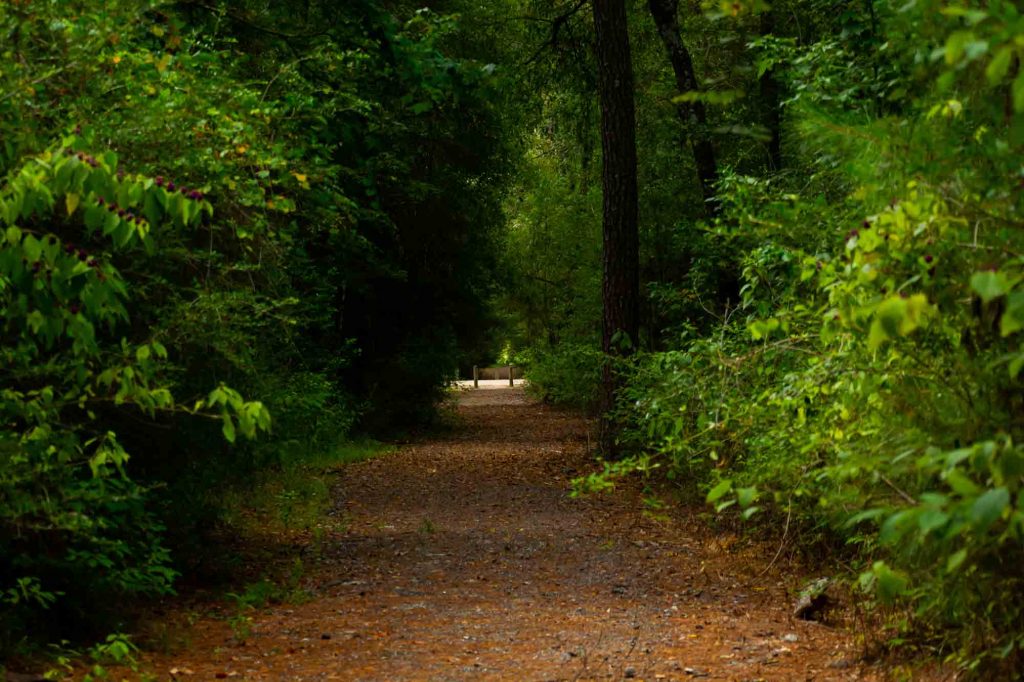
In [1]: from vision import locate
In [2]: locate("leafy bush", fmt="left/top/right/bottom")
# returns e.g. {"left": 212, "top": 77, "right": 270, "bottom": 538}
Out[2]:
{"left": 0, "top": 144, "right": 269, "bottom": 646}
{"left": 575, "top": 2, "right": 1024, "bottom": 673}
{"left": 524, "top": 343, "right": 604, "bottom": 411}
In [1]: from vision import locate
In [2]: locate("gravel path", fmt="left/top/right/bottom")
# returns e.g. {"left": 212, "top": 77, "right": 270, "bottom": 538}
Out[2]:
{"left": 129, "top": 388, "right": 893, "bottom": 681}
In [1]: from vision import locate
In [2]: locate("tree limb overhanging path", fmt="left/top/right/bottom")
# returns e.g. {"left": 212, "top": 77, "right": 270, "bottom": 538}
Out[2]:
{"left": 138, "top": 388, "right": 883, "bottom": 680}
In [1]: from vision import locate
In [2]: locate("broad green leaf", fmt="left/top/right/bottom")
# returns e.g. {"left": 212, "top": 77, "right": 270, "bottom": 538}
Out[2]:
{"left": 84, "top": 204, "right": 105, "bottom": 232}
{"left": 945, "top": 30, "right": 974, "bottom": 65}
{"left": 706, "top": 479, "right": 733, "bottom": 503}
{"left": 736, "top": 486, "right": 759, "bottom": 508}
{"left": 971, "top": 487, "right": 1009, "bottom": 531}
{"left": 23, "top": 235, "right": 42, "bottom": 262}
{"left": 946, "top": 470, "right": 981, "bottom": 496}
{"left": 986, "top": 46, "right": 1014, "bottom": 84}
{"left": 872, "top": 561, "right": 909, "bottom": 603}
{"left": 971, "top": 271, "right": 1008, "bottom": 302}
{"left": 1001, "top": 293, "right": 1024, "bottom": 337}
{"left": 65, "top": 193, "right": 80, "bottom": 216}
{"left": 917, "top": 508, "right": 949, "bottom": 534}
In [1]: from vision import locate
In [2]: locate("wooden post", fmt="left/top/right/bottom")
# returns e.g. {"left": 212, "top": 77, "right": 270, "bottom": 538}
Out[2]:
{"left": 508, "top": 364, "right": 514, "bottom": 387}
{"left": 473, "top": 365, "right": 479, "bottom": 388}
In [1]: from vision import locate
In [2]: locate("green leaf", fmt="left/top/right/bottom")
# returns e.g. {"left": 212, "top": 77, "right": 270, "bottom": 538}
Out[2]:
{"left": 872, "top": 561, "right": 909, "bottom": 603}
{"left": 868, "top": 295, "right": 928, "bottom": 349}
{"left": 706, "top": 479, "right": 733, "bottom": 504}
{"left": 946, "top": 548, "right": 969, "bottom": 573}
{"left": 1001, "top": 293, "right": 1024, "bottom": 337}
{"left": 84, "top": 204, "right": 106, "bottom": 233}
{"left": 986, "top": 46, "right": 1014, "bottom": 84}
{"left": 945, "top": 30, "right": 974, "bottom": 65}
{"left": 844, "top": 508, "right": 886, "bottom": 527}
{"left": 946, "top": 470, "right": 981, "bottom": 496}
{"left": 917, "top": 508, "right": 949, "bottom": 534}
{"left": 971, "top": 271, "right": 1008, "bottom": 302}
{"left": 971, "top": 487, "right": 1009, "bottom": 531}
{"left": 23, "top": 235, "right": 42, "bottom": 262}
{"left": 103, "top": 211, "right": 120, "bottom": 236}
{"left": 65, "top": 193, "right": 80, "bottom": 216}
{"left": 880, "top": 510, "right": 911, "bottom": 544}
{"left": 1009, "top": 352, "right": 1024, "bottom": 379}
{"left": 26, "top": 310, "right": 45, "bottom": 333}
{"left": 222, "top": 414, "right": 236, "bottom": 443}
{"left": 736, "top": 486, "right": 759, "bottom": 508}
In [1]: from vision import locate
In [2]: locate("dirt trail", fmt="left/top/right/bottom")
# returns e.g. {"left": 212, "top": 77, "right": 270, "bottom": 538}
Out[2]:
{"left": 139, "top": 388, "right": 882, "bottom": 681}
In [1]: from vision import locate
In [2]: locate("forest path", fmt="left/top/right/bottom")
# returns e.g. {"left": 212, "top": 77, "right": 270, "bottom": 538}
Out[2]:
{"left": 142, "top": 388, "right": 879, "bottom": 681}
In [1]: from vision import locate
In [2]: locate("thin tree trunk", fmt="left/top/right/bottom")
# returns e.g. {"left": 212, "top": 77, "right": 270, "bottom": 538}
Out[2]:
{"left": 647, "top": 0, "right": 719, "bottom": 216}
{"left": 759, "top": 9, "right": 783, "bottom": 171}
{"left": 592, "top": 0, "right": 639, "bottom": 455}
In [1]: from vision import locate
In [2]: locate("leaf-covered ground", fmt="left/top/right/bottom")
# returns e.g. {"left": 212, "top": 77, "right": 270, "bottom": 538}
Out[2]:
{"left": 120, "top": 388, "right": 931, "bottom": 680}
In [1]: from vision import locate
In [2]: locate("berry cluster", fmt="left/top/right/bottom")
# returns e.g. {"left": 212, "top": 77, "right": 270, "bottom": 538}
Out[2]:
{"left": 63, "top": 241, "right": 106, "bottom": 281}
{"left": 95, "top": 197, "right": 147, "bottom": 229}
{"left": 66, "top": 148, "right": 100, "bottom": 168}
{"left": 154, "top": 176, "right": 204, "bottom": 201}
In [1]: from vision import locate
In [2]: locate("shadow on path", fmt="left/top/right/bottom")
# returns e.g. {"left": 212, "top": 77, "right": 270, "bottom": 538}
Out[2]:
{"left": 137, "top": 388, "right": 883, "bottom": 681}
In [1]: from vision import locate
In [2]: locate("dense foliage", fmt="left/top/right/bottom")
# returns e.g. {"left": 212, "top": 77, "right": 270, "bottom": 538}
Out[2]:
{"left": 1, "top": 0, "right": 507, "bottom": 653}
{"left": 502, "top": 0, "right": 1024, "bottom": 675}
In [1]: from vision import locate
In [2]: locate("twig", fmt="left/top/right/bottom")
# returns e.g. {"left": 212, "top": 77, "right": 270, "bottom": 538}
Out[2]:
{"left": 880, "top": 474, "right": 917, "bottom": 506}
{"left": 523, "top": 0, "right": 590, "bottom": 66}
{"left": 757, "top": 497, "right": 792, "bottom": 577}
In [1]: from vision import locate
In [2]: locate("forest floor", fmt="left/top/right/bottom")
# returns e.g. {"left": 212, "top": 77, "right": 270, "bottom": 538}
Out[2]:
{"left": 107, "top": 387, "right": 937, "bottom": 681}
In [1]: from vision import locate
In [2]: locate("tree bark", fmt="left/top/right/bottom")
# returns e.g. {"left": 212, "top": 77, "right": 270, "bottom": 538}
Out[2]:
{"left": 647, "top": 0, "right": 719, "bottom": 216}
{"left": 592, "top": 0, "right": 639, "bottom": 455}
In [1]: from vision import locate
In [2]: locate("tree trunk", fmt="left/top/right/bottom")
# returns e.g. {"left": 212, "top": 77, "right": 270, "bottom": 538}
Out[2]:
{"left": 759, "top": 9, "right": 783, "bottom": 171}
{"left": 592, "top": 0, "right": 640, "bottom": 455}
{"left": 647, "top": 0, "right": 719, "bottom": 216}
